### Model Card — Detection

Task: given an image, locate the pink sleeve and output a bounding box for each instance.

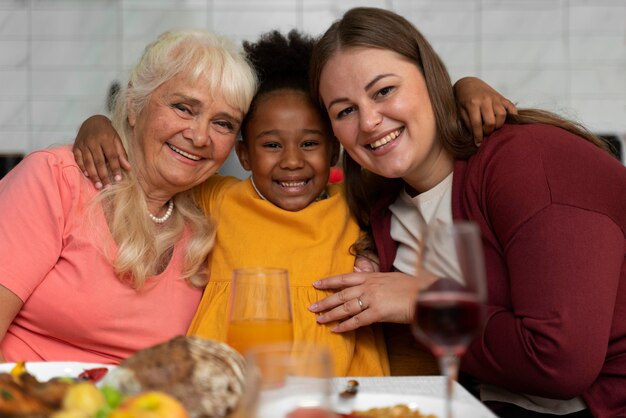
[0,150,72,301]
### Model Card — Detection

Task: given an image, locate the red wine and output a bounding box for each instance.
[413,292,483,356]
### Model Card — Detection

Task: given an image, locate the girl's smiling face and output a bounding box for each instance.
[237,89,337,211]
[319,47,453,193]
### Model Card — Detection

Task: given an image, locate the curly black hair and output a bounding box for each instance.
[240,29,329,143]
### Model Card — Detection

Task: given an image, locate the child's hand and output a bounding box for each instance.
[72,115,130,189]
[453,76,518,145]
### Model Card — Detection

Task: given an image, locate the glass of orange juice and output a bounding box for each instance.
[226,267,293,355]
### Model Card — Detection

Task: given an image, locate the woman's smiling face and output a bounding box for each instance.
[319,46,452,192]
[128,72,243,198]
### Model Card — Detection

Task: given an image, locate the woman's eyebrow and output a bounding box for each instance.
[168,93,201,105]
[365,73,394,91]
[327,73,396,110]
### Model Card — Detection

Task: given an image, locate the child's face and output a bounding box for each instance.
[237,90,336,212]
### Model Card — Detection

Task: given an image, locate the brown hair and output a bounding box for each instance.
[310,7,611,234]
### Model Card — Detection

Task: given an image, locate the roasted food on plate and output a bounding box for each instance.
[0,365,73,417]
[102,336,247,418]
[0,375,49,417]
[342,404,437,418]
[0,336,247,418]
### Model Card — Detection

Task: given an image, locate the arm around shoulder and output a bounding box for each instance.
[72,114,129,189]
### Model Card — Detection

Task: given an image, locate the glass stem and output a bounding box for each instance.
[438,353,459,418]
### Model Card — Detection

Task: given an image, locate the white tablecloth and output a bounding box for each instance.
[331,376,498,417]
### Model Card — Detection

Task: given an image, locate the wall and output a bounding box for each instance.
[1,0,624,173]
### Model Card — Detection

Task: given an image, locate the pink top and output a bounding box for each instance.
[0,146,202,364]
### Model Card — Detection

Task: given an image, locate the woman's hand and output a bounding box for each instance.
[308,272,419,333]
[72,115,130,189]
[453,76,518,145]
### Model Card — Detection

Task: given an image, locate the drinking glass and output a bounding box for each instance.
[226,267,294,355]
[411,221,487,418]
[244,342,334,418]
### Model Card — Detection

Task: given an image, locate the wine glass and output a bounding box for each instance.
[244,342,334,418]
[411,221,487,418]
[226,267,294,355]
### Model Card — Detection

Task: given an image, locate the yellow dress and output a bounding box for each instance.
[187,176,389,376]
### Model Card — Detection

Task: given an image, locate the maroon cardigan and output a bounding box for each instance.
[370,124,626,417]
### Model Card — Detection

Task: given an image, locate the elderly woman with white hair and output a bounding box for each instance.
[0,29,256,363]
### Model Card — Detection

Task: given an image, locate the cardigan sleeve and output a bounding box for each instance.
[460,124,626,399]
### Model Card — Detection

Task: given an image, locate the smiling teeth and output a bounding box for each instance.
[370,129,402,150]
[168,144,201,161]
[280,180,307,187]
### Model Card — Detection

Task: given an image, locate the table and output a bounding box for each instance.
[331,376,498,417]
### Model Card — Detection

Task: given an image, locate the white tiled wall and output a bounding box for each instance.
[1,0,625,170]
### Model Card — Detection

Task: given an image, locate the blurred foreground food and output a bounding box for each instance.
[0,336,247,418]
[0,364,187,418]
[343,404,437,418]
[102,336,247,418]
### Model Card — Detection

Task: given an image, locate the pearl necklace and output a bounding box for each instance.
[148,200,174,224]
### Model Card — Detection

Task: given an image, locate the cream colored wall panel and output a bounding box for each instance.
[123,0,207,7]
[329,0,387,11]
[0,41,28,66]
[569,35,626,65]
[30,70,121,98]
[482,7,563,39]
[570,3,626,35]
[0,70,27,97]
[0,9,28,39]
[0,0,624,152]
[123,10,209,41]
[481,68,570,110]
[121,39,150,70]
[212,10,298,42]
[31,10,118,39]
[31,0,111,9]
[0,0,27,8]
[0,101,27,127]
[29,131,76,150]
[300,0,336,9]
[31,40,118,68]
[31,99,105,128]
[428,39,477,71]
[569,98,626,133]
[482,39,567,66]
[0,131,28,153]
[395,1,476,38]
[300,10,336,36]
[570,67,626,98]
[213,0,298,7]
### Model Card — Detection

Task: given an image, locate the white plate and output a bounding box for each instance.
[0,361,114,381]
[333,392,497,417]
[257,392,496,418]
